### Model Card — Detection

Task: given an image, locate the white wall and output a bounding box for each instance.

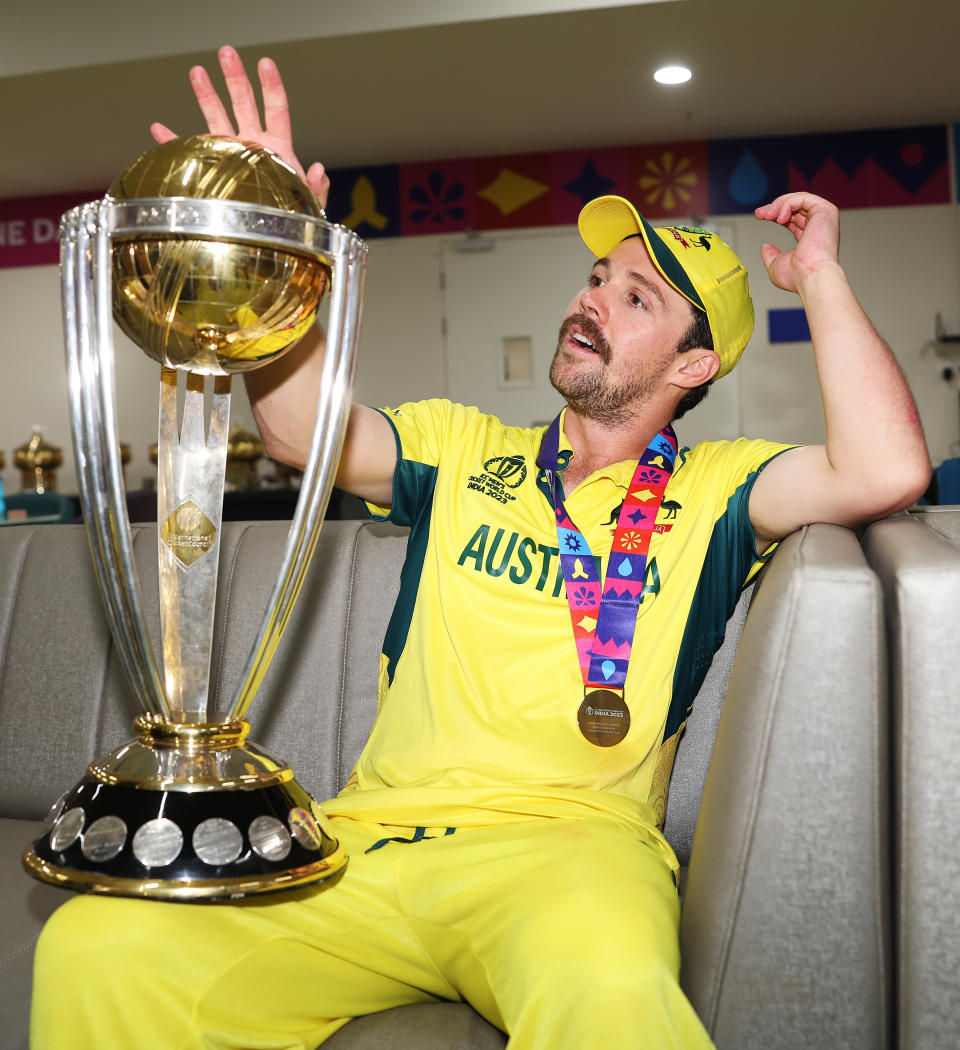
[2,202,959,500]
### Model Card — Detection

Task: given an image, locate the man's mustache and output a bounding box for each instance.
[558,313,611,364]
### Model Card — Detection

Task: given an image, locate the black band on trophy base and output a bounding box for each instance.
[578,688,631,747]
[23,728,347,900]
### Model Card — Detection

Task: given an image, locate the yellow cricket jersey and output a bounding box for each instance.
[324,400,793,870]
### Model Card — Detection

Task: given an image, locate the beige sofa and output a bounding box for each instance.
[0,519,890,1049]
[863,507,960,1050]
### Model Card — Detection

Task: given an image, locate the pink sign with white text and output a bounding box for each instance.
[0,192,99,269]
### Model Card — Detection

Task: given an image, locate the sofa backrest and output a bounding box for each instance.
[862,507,960,1050]
[0,519,754,869]
[682,521,891,1050]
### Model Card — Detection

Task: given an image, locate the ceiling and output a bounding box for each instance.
[4,0,960,202]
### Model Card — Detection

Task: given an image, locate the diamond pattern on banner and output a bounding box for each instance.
[475,154,551,229]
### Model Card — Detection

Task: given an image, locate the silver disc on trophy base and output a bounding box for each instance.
[193,818,244,867]
[22,136,366,900]
[49,808,85,853]
[81,816,128,864]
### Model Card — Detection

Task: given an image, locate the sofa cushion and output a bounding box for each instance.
[323,1002,505,1050]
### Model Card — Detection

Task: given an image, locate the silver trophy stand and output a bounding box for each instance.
[23,192,367,900]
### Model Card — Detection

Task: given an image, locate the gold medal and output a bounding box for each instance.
[577,689,630,747]
[538,415,675,754]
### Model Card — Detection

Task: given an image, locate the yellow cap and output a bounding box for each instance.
[577,196,754,379]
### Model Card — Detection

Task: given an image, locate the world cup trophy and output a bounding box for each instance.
[22,136,367,899]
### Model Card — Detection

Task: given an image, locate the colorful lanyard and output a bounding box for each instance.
[536,414,678,744]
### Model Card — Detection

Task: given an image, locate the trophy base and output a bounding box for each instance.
[22,717,348,901]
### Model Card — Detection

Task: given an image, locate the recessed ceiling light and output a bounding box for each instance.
[654,65,692,85]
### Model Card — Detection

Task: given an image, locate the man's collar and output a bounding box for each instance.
[558,407,655,488]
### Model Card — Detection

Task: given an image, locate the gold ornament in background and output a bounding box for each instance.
[0,450,5,470]
[108,135,330,376]
[226,427,264,491]
[119,442,131,485]
[15,431,62,493]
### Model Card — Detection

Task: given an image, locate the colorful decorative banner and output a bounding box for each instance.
[628,141,710,220]
[325,164,402,239]
[709,126,949,214]
[399,160,476,236]
[550,149,631,225]
[0,125,952,269]
[475,153,552,230]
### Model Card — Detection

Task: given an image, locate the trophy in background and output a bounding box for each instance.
[226,426,265,491]
[23,136,367,899]
[14,430,63,493]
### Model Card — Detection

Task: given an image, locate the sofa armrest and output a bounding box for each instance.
[680,524,890,1050]
[862,510,960,1050]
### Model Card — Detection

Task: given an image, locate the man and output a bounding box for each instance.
[31,46,930,1050]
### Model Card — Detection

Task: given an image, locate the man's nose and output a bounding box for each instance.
[580,284,608,322]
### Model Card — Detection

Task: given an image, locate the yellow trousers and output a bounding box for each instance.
[31,816,713,1050]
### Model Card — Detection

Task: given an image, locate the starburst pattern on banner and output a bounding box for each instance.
[638,151,699,212]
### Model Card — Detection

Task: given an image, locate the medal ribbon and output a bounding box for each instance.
[536,414,678,692]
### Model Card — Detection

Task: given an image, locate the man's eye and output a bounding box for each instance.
[628,293,646,309]
[588,273,604,287]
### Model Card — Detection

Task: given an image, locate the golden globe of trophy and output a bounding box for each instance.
[23,136,367,899]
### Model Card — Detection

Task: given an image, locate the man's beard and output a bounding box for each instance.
[549,313,668,427]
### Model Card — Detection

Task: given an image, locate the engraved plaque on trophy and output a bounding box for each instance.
[22,136,367,900]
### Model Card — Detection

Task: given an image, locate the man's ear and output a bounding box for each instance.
[672,348,721,388]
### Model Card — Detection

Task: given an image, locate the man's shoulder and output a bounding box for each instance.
[379,399,548,471]
[677,434,794,461]
[382,398,509,432]
[672,436,798,490]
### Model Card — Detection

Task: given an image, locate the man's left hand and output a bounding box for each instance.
[754,193,841,295]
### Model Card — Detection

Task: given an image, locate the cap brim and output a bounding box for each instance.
[577,196,705,313]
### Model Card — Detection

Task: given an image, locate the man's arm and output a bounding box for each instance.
[747,192,931,548]
[152,46,397,506]
[244,326,396,506]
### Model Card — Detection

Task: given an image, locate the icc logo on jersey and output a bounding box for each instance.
[483,455,527,488]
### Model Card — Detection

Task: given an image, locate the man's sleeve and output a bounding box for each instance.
[711,437,799,581]
[363,399,488,527]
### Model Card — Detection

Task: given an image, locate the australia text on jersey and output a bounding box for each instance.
[458,524,661,603]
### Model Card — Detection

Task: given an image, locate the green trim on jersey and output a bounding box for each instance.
[665,466,763,742]
[665,445,794,742]
[369,408,438,687]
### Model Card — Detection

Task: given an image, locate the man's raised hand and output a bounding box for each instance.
[754,192,842,296]
[149,45,329,207]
